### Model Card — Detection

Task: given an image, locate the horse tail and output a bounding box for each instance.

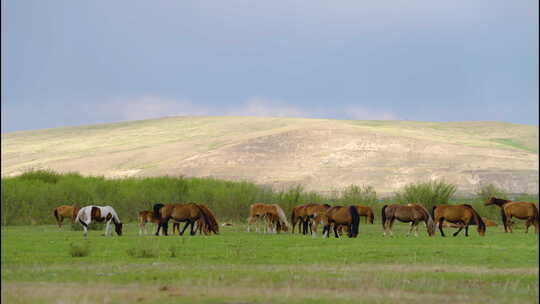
[532,204,539,224]
[53,208,60,225]
[153,203,165,219]
[196,204,219,234]
[273,204,290,228]
[349,205,360,237]
[291,208,297,226]
[381,205,388,229]
[368,208,374,224]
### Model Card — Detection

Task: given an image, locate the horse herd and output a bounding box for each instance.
[52,197,539,238]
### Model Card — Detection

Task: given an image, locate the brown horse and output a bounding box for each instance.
[485,197,539,234]
[305,204,332,237]
[53,205,79,228]
[321,206,360,238]
[432,204,485,237]
[247,203,289,233]
[138,210,160,235]
[153,203,219,236]
[355,205,375,224]
[440,217,497,228]
[291,203,317,234]
[382,204,435,237]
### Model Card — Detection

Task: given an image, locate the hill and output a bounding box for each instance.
[1,116,538,195]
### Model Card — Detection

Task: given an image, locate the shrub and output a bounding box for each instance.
[69,242,90,257]
[394,181,457,211]
[127,239,160,258]
[476,184,508,203]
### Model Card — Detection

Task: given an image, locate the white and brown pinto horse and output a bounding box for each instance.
[75,205,123,237]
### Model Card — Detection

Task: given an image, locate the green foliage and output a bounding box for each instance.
[476,183,508,203]
[341,185,378,205]
[69,241,90,257]
[394,181,457,211]
[19,169,62,184]
[127,239,160,258]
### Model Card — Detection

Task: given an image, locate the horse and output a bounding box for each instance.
[53,205,79,228]
[381,204,435,237]
[247,203,290,233]
[153,203,219,236]
[440,217,497,228]
[485,197,539,234]
[321,206,360,238]
[138,210,162,235]
[432,204,485,237]
[355,205,375,224]
[75,205,123,237]
[305,204,331,237]
[291,203,317,234]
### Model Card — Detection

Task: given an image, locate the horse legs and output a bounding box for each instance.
[388,218,395,237]
[438,217,445,237]
[179,221,190,236]
[407,221,415,236]
[507,216,513,233]
[453,226,463,237]
[333,224,340,238]
[189,220,196,236]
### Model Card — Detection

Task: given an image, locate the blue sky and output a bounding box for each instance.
[2,1,538,133]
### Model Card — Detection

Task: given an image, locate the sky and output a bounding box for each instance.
[2,1,538,133]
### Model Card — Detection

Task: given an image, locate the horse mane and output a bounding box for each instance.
[272,204,290,228]
[492,197,510,205]
[323,204,331,208]
[195,204,219,235]
[153,203,165,219]
[414,204,432,220]
[463,204,485,232]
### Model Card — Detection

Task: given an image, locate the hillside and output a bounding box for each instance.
[1,116,538,195]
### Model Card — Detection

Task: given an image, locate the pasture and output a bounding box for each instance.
[2,222,538,304]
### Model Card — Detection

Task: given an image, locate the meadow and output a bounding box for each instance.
[2,222,538,304]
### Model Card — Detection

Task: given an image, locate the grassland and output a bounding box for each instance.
[2,117,538,194]
[2,222,538,304]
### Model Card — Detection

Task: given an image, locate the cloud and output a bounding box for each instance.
[343,105,398,120]
[1,95,400,133]
[228,97,308,118]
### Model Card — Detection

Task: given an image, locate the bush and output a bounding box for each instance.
[127,240,160,258]
[394,181,457,211]
[69,242,90,257]
[476,184,508,203]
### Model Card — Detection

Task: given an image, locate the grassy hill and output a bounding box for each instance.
[1,116,538,195]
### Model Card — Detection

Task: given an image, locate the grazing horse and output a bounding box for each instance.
[53,205,79,228]
[247,203,290,233]
[321,206,360,238]
[154,203,219,236]
[306,204,332,237]
[485,197,539,234]
[432,204,485,237]
[138,210,161,235]
[440,217,497,228]
[291,203,317,234]
[75,205,123,237]
[381,204,435,237]
[355,205,375,224]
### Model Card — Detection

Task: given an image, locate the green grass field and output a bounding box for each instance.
[2,222,538,304]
